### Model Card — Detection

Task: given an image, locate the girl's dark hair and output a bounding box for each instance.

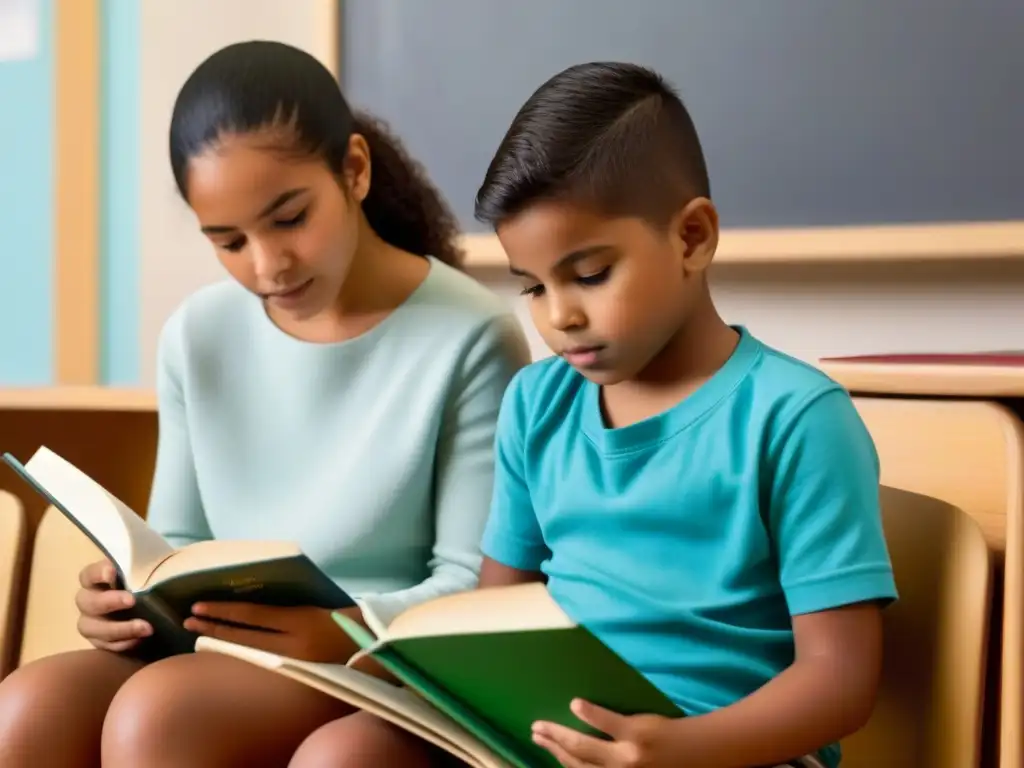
[169,40,464,268]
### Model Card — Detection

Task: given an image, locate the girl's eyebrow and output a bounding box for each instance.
[201,188,309,234]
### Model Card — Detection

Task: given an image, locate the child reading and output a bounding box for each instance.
[0,41,529,767]
[294,61,898,768]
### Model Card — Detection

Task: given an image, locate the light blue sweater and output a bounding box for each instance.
[145,257,530,625]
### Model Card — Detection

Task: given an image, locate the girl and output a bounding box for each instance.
[0,40,529,767]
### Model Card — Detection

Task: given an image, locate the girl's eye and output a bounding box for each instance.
[223,237,246,253]
[577,266,611,286]
[520,284,545,298]
[275,209,308,229]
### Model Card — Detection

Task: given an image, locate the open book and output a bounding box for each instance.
[2,446,354,658]
[197,582,682,768]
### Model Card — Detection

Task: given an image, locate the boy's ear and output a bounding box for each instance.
[671,197,719,274]
[343,133,372,203]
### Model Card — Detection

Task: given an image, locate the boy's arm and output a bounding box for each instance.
[480,556,546,587]
[478,369,550,588]
[535,388,895,768]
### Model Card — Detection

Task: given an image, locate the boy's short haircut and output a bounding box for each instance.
[474,61,711,229]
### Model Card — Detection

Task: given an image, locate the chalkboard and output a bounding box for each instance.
[341,0,1023,232]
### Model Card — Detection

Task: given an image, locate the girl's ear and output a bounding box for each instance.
[342,133,372,203]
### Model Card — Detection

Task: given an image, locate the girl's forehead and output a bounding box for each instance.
[186,137,322,222]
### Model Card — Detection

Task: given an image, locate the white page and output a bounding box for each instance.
[24,447,174,587]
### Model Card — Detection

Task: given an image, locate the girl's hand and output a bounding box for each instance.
[75,559,153,652]
[184,602,362,663]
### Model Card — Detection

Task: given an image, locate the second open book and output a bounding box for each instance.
[197,582,683,768]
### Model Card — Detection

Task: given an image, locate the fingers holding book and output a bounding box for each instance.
[75,559,154,653]
[184,602,360,664]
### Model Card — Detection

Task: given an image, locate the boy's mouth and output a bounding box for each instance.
[561,345,605,368]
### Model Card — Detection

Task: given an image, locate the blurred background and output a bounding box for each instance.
[1,0,1022,388]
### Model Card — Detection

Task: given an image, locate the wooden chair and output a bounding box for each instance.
[842,486,991,768]
[0,491,27,677]
[17,505,99,666]
[852,397,1024,768]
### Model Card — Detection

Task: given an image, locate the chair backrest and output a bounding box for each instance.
[0,491,27,677]
[842,485,990,768]
[18,505,101,666]
[852,397,1024,768]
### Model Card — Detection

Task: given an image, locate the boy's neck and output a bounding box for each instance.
[602,298,739,428]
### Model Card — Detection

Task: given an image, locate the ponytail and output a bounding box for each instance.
[354,112,465,269]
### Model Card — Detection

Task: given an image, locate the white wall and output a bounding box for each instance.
[469,259,1024,364]
[138,0,336,385]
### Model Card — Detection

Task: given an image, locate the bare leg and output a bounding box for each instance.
[101,651,356,768]
[0,649,143,768]
[289,711,452,768]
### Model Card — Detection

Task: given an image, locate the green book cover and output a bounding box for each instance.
[334,584,683,768]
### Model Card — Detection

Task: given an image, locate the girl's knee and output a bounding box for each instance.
[101,654,199,763]
[0,649,138,763]
[290,712,437,768]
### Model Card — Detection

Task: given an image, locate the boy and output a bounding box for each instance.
[474,62,897,768]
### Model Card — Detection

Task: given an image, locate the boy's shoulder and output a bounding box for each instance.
[747,334,847,408]
[502,355,585,427]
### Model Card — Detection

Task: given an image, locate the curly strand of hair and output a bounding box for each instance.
[352,112,465,269]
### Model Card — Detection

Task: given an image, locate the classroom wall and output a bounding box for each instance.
[346,0,1024,363]
[135,0,337,385]
[0,0,53,385]
[0,2,1021,386]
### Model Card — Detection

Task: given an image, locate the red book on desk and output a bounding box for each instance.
[818,351,1024,397]
[822,352,1024,367]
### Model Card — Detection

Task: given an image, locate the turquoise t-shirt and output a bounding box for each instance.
[481,327,897,768]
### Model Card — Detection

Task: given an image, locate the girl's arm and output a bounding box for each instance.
[145,312,213,548]
[357,315,531,626]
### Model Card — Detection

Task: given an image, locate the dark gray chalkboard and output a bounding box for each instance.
[340,1,1023,232]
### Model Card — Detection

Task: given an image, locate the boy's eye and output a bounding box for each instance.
[275,209,308,229]
[576,266,611,286]
[519,284,545,298]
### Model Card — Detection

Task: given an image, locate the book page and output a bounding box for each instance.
[146,539,301,587]
[195,638,508,768]
[20,447,174,588]
[382,583,575,645]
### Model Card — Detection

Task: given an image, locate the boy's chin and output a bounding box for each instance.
[566,361,630,386]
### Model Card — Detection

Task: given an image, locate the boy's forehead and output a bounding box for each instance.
[497,200,627,271]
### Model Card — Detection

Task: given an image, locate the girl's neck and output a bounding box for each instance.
[275,216,430,344]
[334,217,429,318]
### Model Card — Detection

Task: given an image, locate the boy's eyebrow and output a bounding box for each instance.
[200,188,308,234]
[509,245,615,278]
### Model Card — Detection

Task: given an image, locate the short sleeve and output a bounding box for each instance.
[767,388,898,616]
[480,369,550,571]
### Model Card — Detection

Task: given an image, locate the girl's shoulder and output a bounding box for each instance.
[409,257,516,326]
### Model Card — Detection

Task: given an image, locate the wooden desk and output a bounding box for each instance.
[0,388,158,532]
[819,359,1024,768]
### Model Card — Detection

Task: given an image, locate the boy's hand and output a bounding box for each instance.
[533,699,679,768]
[184,602,361,663]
